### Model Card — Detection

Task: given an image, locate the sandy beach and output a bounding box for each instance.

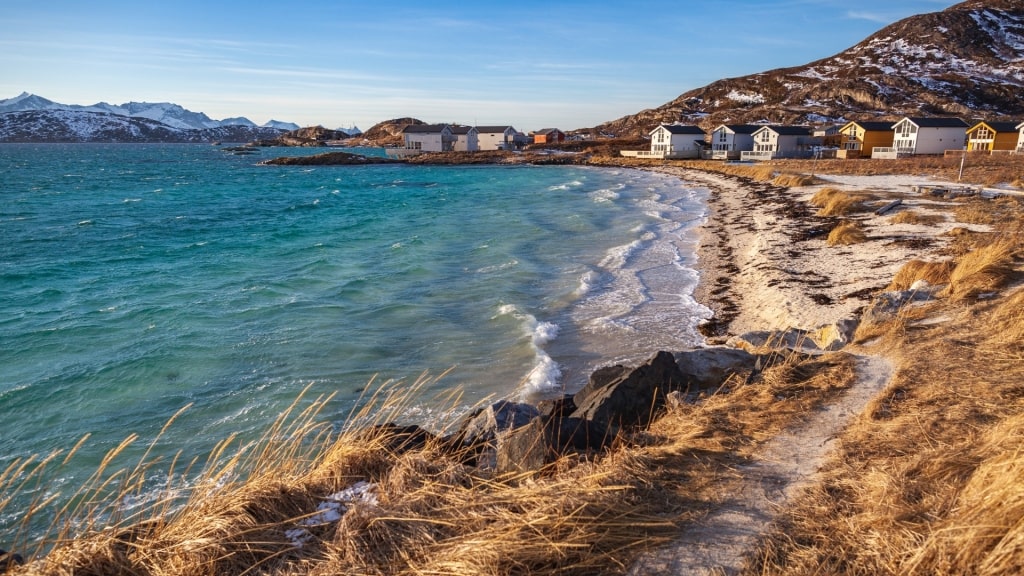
[648,167,987,342]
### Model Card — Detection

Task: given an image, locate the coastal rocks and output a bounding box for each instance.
[728,315,860,353]
[442,348,773,476]
[496,416,609,475]
[673,348,762,391]
[457,401,541,446]
[0,549,24,570]
[570,351,686,430]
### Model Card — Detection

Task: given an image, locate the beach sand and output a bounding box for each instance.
[648,168,985,341]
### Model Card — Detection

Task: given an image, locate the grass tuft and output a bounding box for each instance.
[889,210,946,226]
[827,220,867,246]
[772,173,819,187]
[940,239,1016,300]
[887,259,953,291]
[812,189,862,216]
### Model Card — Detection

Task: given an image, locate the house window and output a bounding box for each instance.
[718,131,727,142]
[976,127,992,140]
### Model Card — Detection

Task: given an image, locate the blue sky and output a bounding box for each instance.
[1,0,958,132]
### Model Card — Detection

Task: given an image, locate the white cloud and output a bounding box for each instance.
[846,10,893,24]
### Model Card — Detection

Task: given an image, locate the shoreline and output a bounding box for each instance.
[637,165,982,345]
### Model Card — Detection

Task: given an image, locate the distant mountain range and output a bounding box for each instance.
[0,93,301,143]
[591,0,1024,137]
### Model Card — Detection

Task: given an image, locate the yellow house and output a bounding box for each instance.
[836,121,894,159]
[966,121,1020,152]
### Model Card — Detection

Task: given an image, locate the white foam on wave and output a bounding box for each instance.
[495,304,562,397]
[476,259,518,274]
[548,179,583,191]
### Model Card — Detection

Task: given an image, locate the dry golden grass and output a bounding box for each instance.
[772,173,819,187]
[940,239,1016,300]
[1,349,860,576]
[814,191,862,217]
[889,210,946,226]
[887,259,953,291]
[827,220,867,246]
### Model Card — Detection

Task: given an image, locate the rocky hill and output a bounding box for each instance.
[360,118,425,147]
[591,0,1024,137]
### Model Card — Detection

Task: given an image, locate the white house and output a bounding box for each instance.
[709,124,760,159]
[619,124,705,159]
[1017,121,1024,153]
[402,124,455,152]
[650,124,705,158]
[451,126,479,152]
[743,125,818,160]
[885,117,968,156]
[476,126,527,151]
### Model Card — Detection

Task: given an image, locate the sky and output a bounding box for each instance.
[0,0,960,132]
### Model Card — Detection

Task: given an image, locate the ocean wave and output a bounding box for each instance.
[495,305,562,397]
[547,180,583,191]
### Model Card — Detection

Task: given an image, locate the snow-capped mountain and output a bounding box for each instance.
[0,93,299,142]
[262,119,302,131]
[593,0,1024,136]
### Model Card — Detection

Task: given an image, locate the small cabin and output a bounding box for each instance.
[836,121,894,159]
[450,126,479,152]
[884,117,968,157]
[708,124,760,160]
[476,126,527,151]
[744,125,819,160]
[533,128,565,145]
[966,121,1020,152]
[401,124,455,152]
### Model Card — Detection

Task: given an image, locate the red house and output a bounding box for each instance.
[533,128,565,145]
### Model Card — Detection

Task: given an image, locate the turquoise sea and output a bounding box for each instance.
[0,144,709,536]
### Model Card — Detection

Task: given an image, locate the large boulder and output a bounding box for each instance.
[456,401,541,446]
[495,415,610,475]
[570,351,685,430]
[673,347,760,390]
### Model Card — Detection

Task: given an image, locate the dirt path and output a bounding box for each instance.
[628,354,893,575]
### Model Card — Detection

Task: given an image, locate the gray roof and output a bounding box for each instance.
[536,128,563,135]
[971,121,1020,132]
[755,125,812,136]
[450,126,477,135]
[402,124,450,134]
[476,125,514,133]
[903,117,969,128]
[656,124,705,135]
[718,124,762,134]
[846,121,895,131]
